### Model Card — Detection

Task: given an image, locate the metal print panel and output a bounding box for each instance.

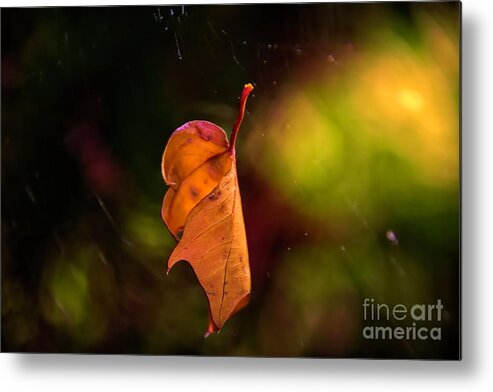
[1,2,461,359]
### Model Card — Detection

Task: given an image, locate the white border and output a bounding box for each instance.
[2,0,493,391]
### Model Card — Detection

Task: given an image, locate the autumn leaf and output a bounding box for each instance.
[161,84,253,336]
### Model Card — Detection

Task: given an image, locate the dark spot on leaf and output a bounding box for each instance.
[189,186,198,198]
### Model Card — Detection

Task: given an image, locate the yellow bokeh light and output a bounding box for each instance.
[397,89,424,112]
[245,10,459,218]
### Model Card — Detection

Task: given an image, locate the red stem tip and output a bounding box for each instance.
[229,83,254,154]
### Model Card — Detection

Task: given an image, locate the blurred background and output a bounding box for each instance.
[1,3,459,358]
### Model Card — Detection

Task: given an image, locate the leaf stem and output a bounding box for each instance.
[229,83,254,155]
